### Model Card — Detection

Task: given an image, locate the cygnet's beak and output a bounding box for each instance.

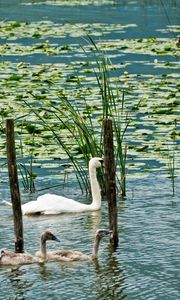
[0,250,5,259]
[52,235,60,242]
[104,229,112,236]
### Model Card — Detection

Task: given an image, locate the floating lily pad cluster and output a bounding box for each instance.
[22,0,117,6]
[0,17,179,185]
[0,20,138,40]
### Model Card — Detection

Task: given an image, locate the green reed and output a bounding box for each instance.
[167,148,175,196]
[22,96,103,194]
[84,36,132,196]
[18,123,38,193]
[21,37,134,196]
[167,121,177,196]
[19,162,36,193]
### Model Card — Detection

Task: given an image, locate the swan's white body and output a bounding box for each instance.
[19,157,103,215]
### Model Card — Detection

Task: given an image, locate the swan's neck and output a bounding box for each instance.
[92,235,101,259]
[40,237,47,259]
[89,166,101,208]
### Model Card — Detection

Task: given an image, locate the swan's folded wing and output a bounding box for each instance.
[36,194,90,214]
[49,250,89,261]
[22,193,92,215]
[22,200,46,215]
[0,250,39,265]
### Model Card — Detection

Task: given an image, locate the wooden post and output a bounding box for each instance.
[103,118,118,249]
[6,119,24,253]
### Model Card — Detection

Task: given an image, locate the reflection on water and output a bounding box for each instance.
[2,267,33,300]
[94,255,126,300]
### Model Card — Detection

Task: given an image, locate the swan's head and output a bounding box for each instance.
[95,229,112,239]
[41,230,60,243]
[89,157,104,169]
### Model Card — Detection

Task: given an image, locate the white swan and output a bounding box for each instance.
[0,231,60,266]
[4,157,103,215]
[36,229,111,261]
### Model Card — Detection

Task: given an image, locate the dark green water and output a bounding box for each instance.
[0,1,180,299]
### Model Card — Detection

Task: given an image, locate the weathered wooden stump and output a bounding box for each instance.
[6,119,24,253]
[103,118,119,249]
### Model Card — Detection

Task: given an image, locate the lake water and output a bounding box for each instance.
[0,1,180,300]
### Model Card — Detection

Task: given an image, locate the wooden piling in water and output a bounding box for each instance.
[6,119,24,253]
[103,118,119,249]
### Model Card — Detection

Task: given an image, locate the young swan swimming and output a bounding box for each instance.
[4,157,104,215]
[0,249,40,266]
[0,231,59,266]
[36,229,111,262]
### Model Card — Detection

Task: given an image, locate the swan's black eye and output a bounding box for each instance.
[99,159,104,166]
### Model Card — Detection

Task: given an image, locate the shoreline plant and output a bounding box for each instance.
[2,36,177,200]
[82,36,134,196]
[20,36,134,197]
[167,120,177,196]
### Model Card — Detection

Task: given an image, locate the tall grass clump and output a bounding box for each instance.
[19,162,36,193]
[22,37,135,196]
[167,147,175,196]
[22,96,103,194]
[167,121,177,196]
[85,36,132,196]
[18,123,38,193]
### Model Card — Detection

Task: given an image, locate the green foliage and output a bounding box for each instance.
[167,121,177,196]
[20,37,134,196]
[0,19,179,196]
[82,36,135,196]
[19,163,36,193]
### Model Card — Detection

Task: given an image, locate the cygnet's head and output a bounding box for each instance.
[96,229,112,239]
[89,157,104,169]
[0,250,6,262]
[41,230,60,243]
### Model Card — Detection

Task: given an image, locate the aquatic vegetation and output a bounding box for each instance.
[19,163,36,193]
[0,16,179,194]
[165,121,177,196]
[0,20,137,40]
[0,2,179,300]
[167,147,176,196]
[82,37,133,196]
[22,0,116,6]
